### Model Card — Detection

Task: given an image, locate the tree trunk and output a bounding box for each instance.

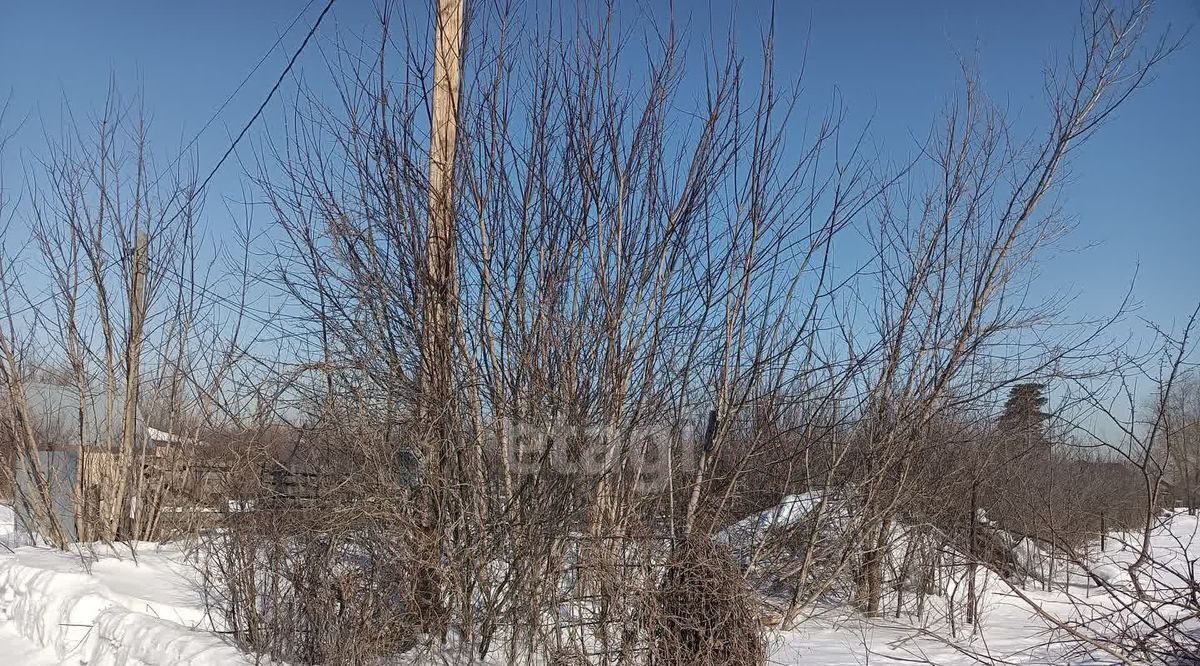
[859,516,889,617]
[966,480,978,626]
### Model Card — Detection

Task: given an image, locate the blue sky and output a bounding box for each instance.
[1,0,1197,342]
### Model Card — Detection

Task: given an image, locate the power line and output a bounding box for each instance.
[196,0,337,197]
[157,0,318,184]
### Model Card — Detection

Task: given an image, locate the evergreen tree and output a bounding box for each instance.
[999,383,1051,456]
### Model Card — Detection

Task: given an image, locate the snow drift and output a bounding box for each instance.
[0,505,251,666]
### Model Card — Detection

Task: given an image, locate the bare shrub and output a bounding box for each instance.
[650,538,765,666]
[203,506,423,665]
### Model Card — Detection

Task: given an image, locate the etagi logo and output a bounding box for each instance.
[491,414,712,493]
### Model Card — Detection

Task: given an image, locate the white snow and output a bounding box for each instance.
[0,504,253,666]
[3,499,1200,665]
[717,491,830,546]
[0,623,57,665]
[767,510,1200,664]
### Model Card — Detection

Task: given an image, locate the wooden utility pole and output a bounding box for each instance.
[114,231,149,539]
[416,0,465,636]
[124,232,150,448]
[422,0,464,447]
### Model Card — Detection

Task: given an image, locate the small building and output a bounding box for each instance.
[11,382,195,543]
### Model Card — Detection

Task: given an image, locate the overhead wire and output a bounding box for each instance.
[195,0,338,197]
[155,0,319,187]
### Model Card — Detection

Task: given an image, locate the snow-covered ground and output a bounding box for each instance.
[771,588,1080,664]
[0,505,251,665]
[772,510,1200,664]
[2,502,1197,665]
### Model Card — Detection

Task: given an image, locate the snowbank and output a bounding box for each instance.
[0,534,253,665]
[717,491,828,546]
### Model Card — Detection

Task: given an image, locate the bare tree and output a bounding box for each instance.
[0,88,223,544]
